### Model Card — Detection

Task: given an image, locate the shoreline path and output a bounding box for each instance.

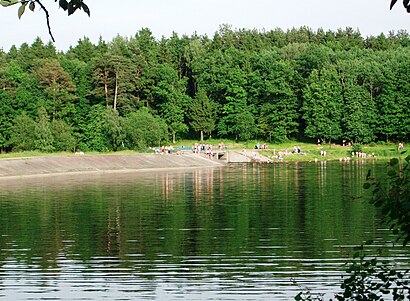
[0,153,225,179]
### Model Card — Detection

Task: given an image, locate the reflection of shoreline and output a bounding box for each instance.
[161,168,217,204]
[0,166,225,192]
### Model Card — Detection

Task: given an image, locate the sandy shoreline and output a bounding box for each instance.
[0,153,225,179]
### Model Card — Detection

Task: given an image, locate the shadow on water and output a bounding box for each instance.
[0,161,408,300]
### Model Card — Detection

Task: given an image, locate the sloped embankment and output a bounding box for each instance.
[0,153,224,178]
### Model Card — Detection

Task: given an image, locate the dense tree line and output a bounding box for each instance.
[0,26,409,152]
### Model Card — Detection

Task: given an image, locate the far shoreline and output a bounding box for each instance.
[0,142,406,178]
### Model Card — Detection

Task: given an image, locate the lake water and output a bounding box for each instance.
[0,160,408,300]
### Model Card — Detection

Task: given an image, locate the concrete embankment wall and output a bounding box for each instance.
[0,153,224,178]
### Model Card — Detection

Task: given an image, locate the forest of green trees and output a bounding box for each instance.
[0,26,409,153]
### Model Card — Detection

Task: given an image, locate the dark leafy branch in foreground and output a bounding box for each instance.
[0,0,90,41]
[295,156,410,300]
[365,156,410,247]
[390,0,410,13]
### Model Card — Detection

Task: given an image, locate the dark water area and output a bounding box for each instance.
[0,161,408,300]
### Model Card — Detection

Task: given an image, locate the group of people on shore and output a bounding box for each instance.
[193,143,215,158]
[153,145,175,154]
[293,146,302,154]
[398,142,404,150]
[351,151,375,159]
[255,142,268,149]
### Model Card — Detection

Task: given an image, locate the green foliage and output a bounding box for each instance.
[0,0,18,7]
[339,62,377,143]
[51,119,76,151]
[351,143,363,153]
[83,105,110,152]
[249,51,299,141]
[1,27,410,152]
[0,90,14,151]
[334,246,409,301]
[35,58,76,119]
[10,111,36,151]
[34,107,54,152]
[302,67,343,143]
[189,88,217,141]
[104,108,125,151]
[365,156,410,246]
[154,63,189,143]
[125,107,167,149]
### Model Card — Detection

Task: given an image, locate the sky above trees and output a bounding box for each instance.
[0,0,408,51]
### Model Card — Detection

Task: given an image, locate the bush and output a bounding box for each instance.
[125,108,167,149]
[51,119,76,152]
[351,143,363,153]
[10,112,36,151]
[34,107,54,152]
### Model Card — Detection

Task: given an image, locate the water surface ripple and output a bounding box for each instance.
[0,161,408,300]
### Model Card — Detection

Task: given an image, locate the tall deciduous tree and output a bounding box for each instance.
[35,58,76,119]
[337,57,378,143]
[376,50,410,141]
[249,50,299,141]
[302,67,343,144]
[189,88,217,142]
[154,63,189,143]
[216,53,256,141]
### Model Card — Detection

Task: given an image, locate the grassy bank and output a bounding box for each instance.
[262,143,407,162]
[174,140,408,162]
[0,150,142,159]
[0,141,407,162]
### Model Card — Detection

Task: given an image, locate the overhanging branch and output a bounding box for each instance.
[34,0,55,42]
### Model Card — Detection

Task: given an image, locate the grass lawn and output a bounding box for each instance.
[175,139,408,162]
[0,140,407,162]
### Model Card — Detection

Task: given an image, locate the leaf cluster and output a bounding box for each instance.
[0,0,89,41]
[364,155,410,246]
[390,0,410,13]
[57,0,89,16]
[334,247,409,301]
[0,0,89,18]
[295,157,410,301]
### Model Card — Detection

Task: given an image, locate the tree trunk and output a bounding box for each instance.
[104,83,109,109]
[172,132,176,144]
[200,130,204,142]
[52,88,57,121]
[113,72,118,111]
